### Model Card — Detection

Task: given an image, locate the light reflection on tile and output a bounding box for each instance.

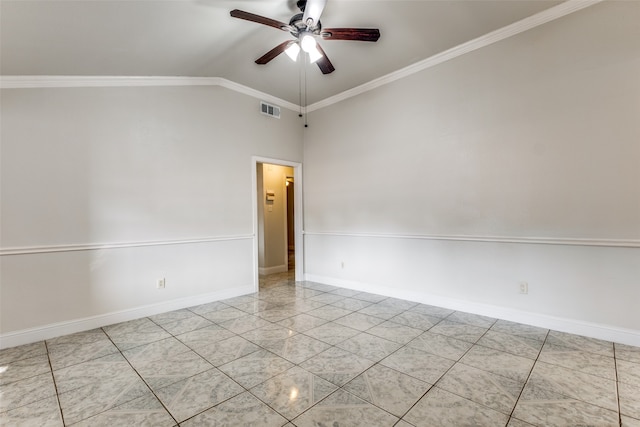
[249,366,337,420]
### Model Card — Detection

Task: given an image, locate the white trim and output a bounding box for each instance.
[0,235,254,256]
[0,0,601,114]
[306,0,604,112]
[303,231,640,249]
[0,76,300,112]
[0,284,255,349]
[259,264,288,275]
[304,274,640,347]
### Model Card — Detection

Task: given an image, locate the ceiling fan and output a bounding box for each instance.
[230,0,380,74]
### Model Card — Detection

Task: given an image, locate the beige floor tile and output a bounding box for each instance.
[404,387,509,427]
[292,389,398,427]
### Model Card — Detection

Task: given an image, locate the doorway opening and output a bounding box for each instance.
[252,157,303,291]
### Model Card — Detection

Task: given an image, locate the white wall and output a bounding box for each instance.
[0,85,302,346]
[303,1,640,345]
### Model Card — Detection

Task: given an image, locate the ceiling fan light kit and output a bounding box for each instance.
[230,0,380,74]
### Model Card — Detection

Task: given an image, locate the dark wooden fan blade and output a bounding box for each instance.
[321,28,380,42]
[314,43,335,74]
[255,41,295,65]
[230,9,289,31]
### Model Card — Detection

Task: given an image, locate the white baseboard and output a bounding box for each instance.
[0,284,255,349]
[304,274,640,347]
[259,264,288,275]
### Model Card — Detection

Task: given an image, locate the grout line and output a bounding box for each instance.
[613,344,622,427]
[43,340,67,426]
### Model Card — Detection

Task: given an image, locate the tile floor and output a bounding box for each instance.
[1,272,639,426]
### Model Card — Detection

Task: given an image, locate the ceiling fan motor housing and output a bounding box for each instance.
[289,13,322,36]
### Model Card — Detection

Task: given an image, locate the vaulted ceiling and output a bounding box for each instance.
[1,0,565,105]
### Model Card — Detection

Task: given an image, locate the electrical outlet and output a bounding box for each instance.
[519,282,528,294]
[157,278,166,289]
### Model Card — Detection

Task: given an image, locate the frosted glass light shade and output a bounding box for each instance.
[308,45,323,63]
[285,42,300,61]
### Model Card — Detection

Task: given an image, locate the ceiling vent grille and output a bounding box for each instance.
[260,101,281,119]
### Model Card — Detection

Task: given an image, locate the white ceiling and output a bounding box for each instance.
[1,0,563,105]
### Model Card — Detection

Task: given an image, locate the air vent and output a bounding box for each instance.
[260,101,281,119]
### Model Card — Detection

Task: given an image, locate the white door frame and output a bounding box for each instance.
[251,156,304,291]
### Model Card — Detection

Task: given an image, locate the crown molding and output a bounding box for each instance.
[0,0,602,113]
[0,75,218,89]
[306,0,604,112]
[0,75,300,112]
